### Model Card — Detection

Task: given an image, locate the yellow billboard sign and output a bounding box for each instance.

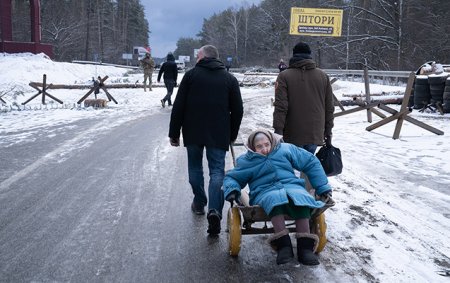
[290,7,343,37]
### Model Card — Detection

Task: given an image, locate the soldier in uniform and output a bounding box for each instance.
[140,53,155,91]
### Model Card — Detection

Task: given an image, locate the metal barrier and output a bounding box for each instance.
[233,68,411,80]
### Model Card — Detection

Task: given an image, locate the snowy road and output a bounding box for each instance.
[1,89,449,282]
[0,107,344,282]
[1,112,176,281]
[1,52,449,281]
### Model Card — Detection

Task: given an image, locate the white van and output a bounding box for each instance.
[175,60,185,71]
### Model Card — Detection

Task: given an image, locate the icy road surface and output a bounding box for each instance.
[1,82,449,282]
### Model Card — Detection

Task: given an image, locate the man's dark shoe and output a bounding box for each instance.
[207,211,221,235]
[191,202,205,215]
[161,99,165,108]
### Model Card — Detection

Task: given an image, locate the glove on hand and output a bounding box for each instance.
[319,191,332,202]
[170,137,180,147]
[325,135,332,147]
[226,191,238,204]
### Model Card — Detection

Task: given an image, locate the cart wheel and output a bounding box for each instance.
[311,213,327,253]
[227,207,242,256]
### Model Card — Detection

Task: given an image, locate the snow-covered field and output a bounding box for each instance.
[1,53,449,282]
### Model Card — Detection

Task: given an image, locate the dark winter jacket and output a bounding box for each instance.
[278,62,287,72]
[273,55,334,146]
[169,58,244,150]
[157,53,178,83]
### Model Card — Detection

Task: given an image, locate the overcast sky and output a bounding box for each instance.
[141,0,263,58]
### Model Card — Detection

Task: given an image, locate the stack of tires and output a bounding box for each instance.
[413,75,430,109]
[444,77,450,113]
[428,74,448,106]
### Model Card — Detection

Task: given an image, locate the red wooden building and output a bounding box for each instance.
[0,0,53,57]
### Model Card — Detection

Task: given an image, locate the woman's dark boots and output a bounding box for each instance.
[296,233,320,265]
[269,229,294,265]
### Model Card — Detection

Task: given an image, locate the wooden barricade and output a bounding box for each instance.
[23,74,64,105]
[77,76,118,105]
[333,67,380,120]
[365,72,444,139]
[27,74,165,107]
[332,69,444,139]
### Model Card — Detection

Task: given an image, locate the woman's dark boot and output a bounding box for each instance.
[296,233,320,265]
[269,229,294,265]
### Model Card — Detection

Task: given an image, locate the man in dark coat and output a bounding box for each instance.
[157,52,178,107]
[273,42,335,154]
[169,45,243,235]
[278,59,287,72]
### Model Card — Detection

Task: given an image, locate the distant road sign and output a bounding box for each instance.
[122,53,132,60]
[194,49,200,58]
[178,55,190,62]
[290,7,343,37]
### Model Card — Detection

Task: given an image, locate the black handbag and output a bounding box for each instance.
[315,144,343,176]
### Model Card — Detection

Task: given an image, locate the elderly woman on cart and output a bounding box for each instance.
[223,129,332,265]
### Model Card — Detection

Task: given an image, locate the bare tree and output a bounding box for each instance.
[174,37,202,66]
[39,0,148,63]
[224,7,241,65]
[34,0,448,68]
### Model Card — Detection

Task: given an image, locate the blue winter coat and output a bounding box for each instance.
[223,142,331,215]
